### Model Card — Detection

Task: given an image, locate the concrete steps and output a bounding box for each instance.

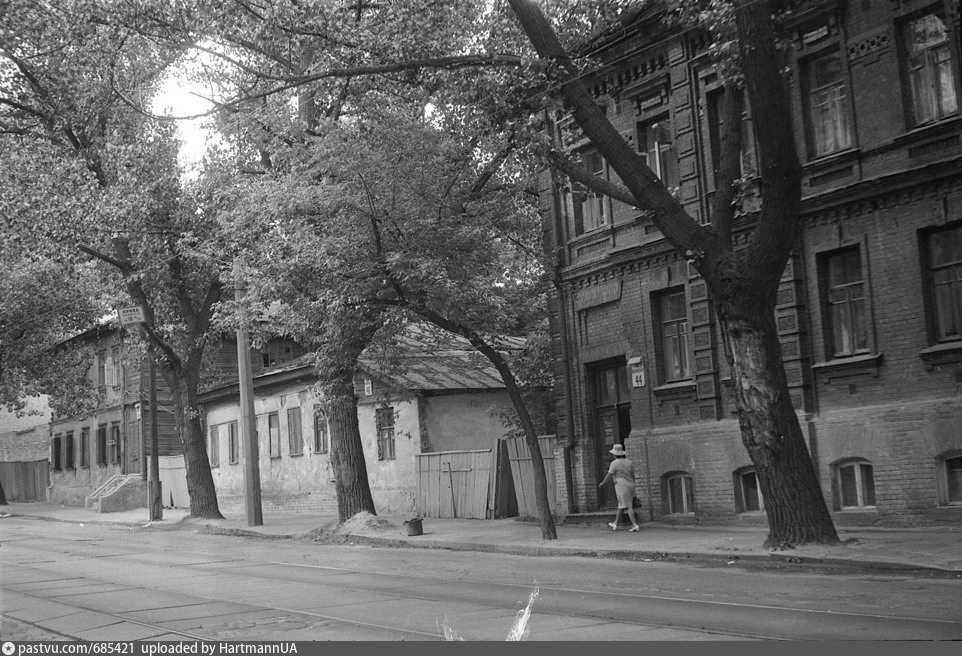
[85,474,146,513]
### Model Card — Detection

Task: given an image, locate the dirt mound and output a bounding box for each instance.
[338,511,398,536]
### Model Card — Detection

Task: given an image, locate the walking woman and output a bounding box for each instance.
[599,444,641,532]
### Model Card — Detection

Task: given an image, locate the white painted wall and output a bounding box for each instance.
[205,383,338,515]
[421,391,513,452]
[357,395,421,516]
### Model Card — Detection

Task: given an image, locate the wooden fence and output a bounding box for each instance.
[504,435,556,519]
[0,459,49,502]
[416,449,492,519]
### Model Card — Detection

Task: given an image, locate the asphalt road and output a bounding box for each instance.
[2,517,961,641]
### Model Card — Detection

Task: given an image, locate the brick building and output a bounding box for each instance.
[544,0,962,525]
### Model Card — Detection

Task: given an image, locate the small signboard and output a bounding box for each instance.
[118,306,146,325]
[364,378,373,396]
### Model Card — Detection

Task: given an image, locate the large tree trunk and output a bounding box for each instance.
[472,341,557,540]
[315,310,380,523]
[718,292,838,547]
[325,367,377,522]
[167,374,223,519]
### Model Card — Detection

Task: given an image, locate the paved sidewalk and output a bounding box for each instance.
[2,501,960,574]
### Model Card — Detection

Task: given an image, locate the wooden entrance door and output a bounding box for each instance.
[589,360,631,509]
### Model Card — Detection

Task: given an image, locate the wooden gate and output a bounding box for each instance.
[416,450,492,519]
[0,459,49,502]
[504,435,557,519]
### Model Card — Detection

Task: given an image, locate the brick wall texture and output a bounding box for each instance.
[545,1,962,526]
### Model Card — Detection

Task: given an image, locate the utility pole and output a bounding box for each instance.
[235,262,263,526]
[148,357,163,521]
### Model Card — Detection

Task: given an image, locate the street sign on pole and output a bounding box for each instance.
[118,306,146,325]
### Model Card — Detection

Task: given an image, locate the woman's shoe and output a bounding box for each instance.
[608,522,618,530]
[629,526,640,532]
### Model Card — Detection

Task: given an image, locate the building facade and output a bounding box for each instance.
[44,323,299,507]
[545,0,962,525]
[199,333,517,517]
[46,323,179,505]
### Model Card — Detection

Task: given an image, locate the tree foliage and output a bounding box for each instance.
[1,0,225,518]
[0,257,101,417]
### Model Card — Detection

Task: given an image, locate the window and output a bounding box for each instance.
[96,425,107,465]
[905,13,958,125]
[835,459,876,509]
[735,467,764,512]
[376,406,395,461]
[110,346,121,388]
[97,351,107,389]
[939,454,962,505]
[109,424,121,464]
[926,225,962,341]
[267,412,281,458]
[228,421,239,465]
[806,51,852,157]
[261,339,303,368]
[707,88,757,181]
[657,289,691,382]
[313,407,329,454]
[288,407,303,456]
[822,248,869,356]
[662,472,695,514]
[567,149,608,235]
[52,436,62,471]
[64,432,74,470]
[637,116,679,189]
[79,428,89,468]
[208,425,219,468]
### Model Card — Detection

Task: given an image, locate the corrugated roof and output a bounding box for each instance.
[359,350,508,391]
[358,324,525,392]
[201,323,524,395]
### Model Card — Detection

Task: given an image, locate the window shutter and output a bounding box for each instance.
[105,357,115,387]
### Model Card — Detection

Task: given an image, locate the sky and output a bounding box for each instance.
[152,63,220,175]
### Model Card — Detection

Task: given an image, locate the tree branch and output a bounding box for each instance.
[546,149,638,208]
[78,244,130,273]
[734,0,802,284]
[107,53,524,121]
[710,85,744,246]
[507,0,717,267]
[165,238,200,336]
[109,238,183,371]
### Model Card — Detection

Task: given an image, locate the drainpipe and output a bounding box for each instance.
[545,110,579,514]
[557,281,578,514]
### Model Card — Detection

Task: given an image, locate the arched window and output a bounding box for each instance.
[833,458,876,509]
[936,451,962,506]
[733,467,763,513]
[661,471,695,515]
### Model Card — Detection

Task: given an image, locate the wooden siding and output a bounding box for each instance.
[505,435,557,519]
[416,449,492,519]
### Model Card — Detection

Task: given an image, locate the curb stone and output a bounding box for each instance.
[5,511,958,577]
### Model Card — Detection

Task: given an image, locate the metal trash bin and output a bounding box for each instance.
[403,517,423,536]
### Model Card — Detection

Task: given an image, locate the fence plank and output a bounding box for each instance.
[416,449,492,519]
[505,436,556,519]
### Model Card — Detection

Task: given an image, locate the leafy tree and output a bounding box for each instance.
[0,1,225,518]
[187,0,841,543]
[113,0,555,531]
[506,0,838,546]
[0,257,100,418]
[216,103,559,535]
